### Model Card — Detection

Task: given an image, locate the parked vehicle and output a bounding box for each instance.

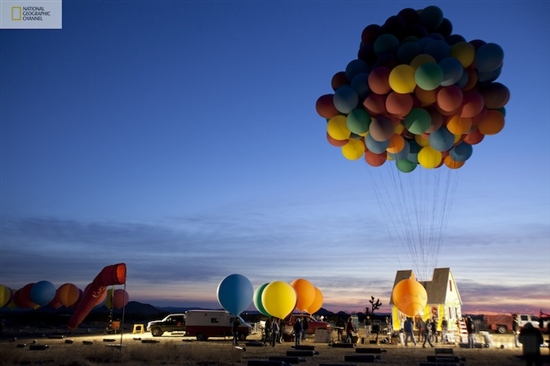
[184,310,252,341]
[482,313,549,334]
[146,313,186,337]
[284,314,331,336]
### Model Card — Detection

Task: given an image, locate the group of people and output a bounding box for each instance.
[261,316,309,347]
[402,316,442,347]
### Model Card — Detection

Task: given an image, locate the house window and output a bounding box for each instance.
[449,280,453,291]
[448,307,452,319]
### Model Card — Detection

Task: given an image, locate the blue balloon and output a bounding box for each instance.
[30,280,56,306]
[333,85,359,114]
[429,126,455,152]
[345,59,370,82]
[365,133,389,154]
[475,43,504,73]
[450,142,473,162]
[217,274,253,316]
[406,140,421,164]
[439,57,464,86]
[388,139,411,161]
[350,73,370,101]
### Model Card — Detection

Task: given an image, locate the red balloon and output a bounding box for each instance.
[365,150,387,167]
[460,90,485,118]
[363,93,387,116]
[316,94,339,119]
[331,71,349,91]
[386,92,414,117]
[481,82,510,109]
[113,289,129,309]
[437,85,463,113]
[13,283,38,309]
[326,132,348,147]
[463,129,485,145]
[368,66,392,95]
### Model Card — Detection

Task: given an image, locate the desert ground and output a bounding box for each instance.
[1,325,549,366]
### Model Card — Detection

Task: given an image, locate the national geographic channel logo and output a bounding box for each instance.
[1,0,62,29]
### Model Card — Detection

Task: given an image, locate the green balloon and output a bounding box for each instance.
[415,62,444,91]
[403,108,432,135]
[396,159,417,173]
[346,109,371,134]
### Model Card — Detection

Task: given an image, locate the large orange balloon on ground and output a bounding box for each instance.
[56,283,80,308]
[305,287,324,314]
[291,279,315,312]
[392,278,427,317]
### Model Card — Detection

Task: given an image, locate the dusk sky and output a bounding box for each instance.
[1,1,549,315]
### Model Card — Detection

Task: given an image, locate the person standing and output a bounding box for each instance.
[441,317,448,343]
[232,316,240,346]
[518,322,543,366]
[404,317,417,346]
[302,317,308,341]
[365,316,372,339]
[293,318,302,347]
[271,318,280,347]
[345,317,356,343]
[422,317,434,348]
[263,318,272,345]
[513,316,520,348]
[466,316,476,348]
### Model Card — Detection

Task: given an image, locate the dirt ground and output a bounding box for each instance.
[1,326,549,366]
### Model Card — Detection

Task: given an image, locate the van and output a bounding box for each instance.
[184,310,252,341]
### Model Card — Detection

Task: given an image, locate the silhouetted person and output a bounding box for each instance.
[513,316,520,348]
[345,317,356,343]
[518,322,543,366]
[422,317,434,348]
[404,317,416,346]
[270,317,279,347]
[232,316,240,346]
[293,318,302,347]
[302,317,308,341]
[466,316,476,348]
[365,316,372,338]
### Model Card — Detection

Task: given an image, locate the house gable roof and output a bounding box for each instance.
[389,268,462,306]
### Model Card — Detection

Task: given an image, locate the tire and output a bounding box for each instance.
[151,327,164,337]
[196,333,207,341]
[496,325,506,334]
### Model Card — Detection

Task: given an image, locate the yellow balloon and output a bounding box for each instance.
[392,278,428,317]
[418,146,442,169]
[450,41,475,68]
[389,64,417,94]
[0,285,11,308]
[327,115,350,140]
[393,123,405,135]
[341,139,365,160]
[261,281,296,319]
[414,134,430,147]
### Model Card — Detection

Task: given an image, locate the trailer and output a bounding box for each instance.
[184,310,252,341]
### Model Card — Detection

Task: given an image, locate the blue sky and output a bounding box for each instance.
[1,1,549,315]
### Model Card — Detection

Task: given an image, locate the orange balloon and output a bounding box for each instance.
[444,155,465,169]
[414,86,438,106]
[477,109,505,135]
[446,115,472,135]
[56,283,80,308]
[392,278,427,317]
[368,66,392,95]
[305,287,323,314]
[387,134,405,154]
[461,67,478,91]
[291,279,316,312]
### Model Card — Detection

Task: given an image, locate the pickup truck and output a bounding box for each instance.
[146,314,186,337]
[482,313,549,334]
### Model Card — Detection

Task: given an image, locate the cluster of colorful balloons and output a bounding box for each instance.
[316,5,509,172]
[216,275,323,319]
[0,282,129,310]
[391,276,427,317]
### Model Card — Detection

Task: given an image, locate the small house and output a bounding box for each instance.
[390,267,462,334]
